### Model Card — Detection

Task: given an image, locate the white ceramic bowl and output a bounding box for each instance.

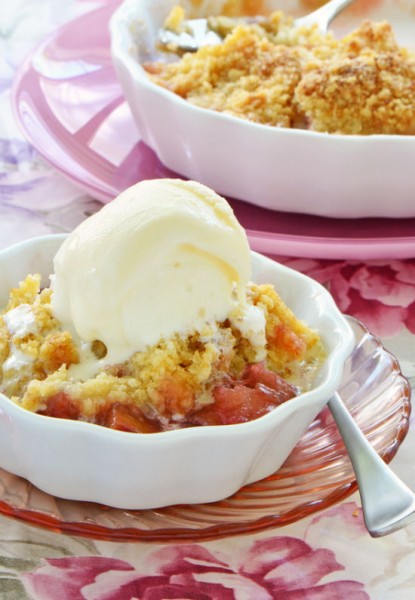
[110,0,415,218]
[0,234,354,509]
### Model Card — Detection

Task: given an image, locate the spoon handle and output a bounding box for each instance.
[296,0,355,31]
[328,391,415,537]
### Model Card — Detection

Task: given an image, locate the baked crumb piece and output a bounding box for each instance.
[253,283,322,385]
[164,4,186,32]
[296,51,415,134]
[0,275,70,397]
[39,331,79,374]
[147,11,415,135]
[340,20,399,56]
[5,273,41,310]
[296,21,415,134]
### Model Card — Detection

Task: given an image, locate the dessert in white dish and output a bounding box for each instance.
[110,0,415,218]
[0,180,354,508]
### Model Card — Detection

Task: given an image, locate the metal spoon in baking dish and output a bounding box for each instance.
[158,0,355,52]
[328,391,415,537]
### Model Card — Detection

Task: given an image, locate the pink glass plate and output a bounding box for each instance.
[0,317,410,542]
[11,1,415,260]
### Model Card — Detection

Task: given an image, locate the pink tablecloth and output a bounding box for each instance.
[1,1,415,598]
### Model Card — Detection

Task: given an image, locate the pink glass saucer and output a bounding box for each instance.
[11,0,415,260]
[0,317,410,542]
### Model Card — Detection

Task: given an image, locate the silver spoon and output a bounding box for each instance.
[296,0,354,30]
[159,0,355,52]
[328,391,415,537]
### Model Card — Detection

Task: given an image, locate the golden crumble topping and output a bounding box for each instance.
[0,274,325,432]
[146,11,415,134]
[296,22,415,135]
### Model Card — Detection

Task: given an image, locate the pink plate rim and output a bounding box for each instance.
[10,0,415,260]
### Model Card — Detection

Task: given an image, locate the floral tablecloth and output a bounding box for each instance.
[1,1,415,598]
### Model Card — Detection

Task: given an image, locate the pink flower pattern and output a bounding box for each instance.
[278,257,415,338]
[23,536,369,599]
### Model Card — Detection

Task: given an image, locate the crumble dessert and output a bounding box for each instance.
[145,9,415,134]
[0,179,326,433]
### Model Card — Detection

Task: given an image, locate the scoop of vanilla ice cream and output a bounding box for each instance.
[51,179,255,365]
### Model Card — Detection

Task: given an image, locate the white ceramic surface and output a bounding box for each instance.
[0,235,354,509]
[110,0,415,218]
